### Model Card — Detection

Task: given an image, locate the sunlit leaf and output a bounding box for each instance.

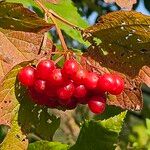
[0,115,28,150]
[28,141,68,150]
[69,111,127,150]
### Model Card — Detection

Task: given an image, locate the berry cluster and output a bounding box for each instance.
[18,59,124,114]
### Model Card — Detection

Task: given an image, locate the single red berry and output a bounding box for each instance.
[57,81,75,100]
[49,69,65,86]
[28,88,48,105]
[34,80,46,93]
[62,59,79,77]
[72,69,87,84]
[109,75,124,95]
[36,59,55,80]
[84,72,99,89]
[88,96,106,114]
[97,73,115,93]
[74,85,87,98]
[18,66,35,86]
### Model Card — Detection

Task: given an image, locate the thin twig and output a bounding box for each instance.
[35,0,68,53]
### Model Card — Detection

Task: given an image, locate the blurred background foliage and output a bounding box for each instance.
[1,0,150,149]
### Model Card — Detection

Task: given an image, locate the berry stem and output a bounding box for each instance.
[35,0,82,30]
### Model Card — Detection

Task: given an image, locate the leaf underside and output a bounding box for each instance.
[83,11,150,78]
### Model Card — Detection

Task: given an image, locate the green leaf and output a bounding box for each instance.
[0,115,28,150]
[7,0,90,46]
[45,0,89,45]
[69,111,127,150]
[28,141,69,150]
[0,2,53,32]
[146,118,150,135]
[84,11,150,78]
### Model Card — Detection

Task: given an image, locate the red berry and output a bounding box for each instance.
[57,81,75,101]
[28,88,48,105]
[34,80,46,93]
[18,66,35,86]
[62,59,79,77]
[49,69,65,86]
[36,59,55,80]
[74,85,87,98]
[88,96,106,114]
[109,75,124,95]
[84,72,99,89]
[97,73,115,93]
[72,69,87,84]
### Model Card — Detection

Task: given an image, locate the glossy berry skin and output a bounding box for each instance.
[57,81,75,101]
[84,72,99,89]
[62,59,79,77]
[109,75,124,95]
[34,80,46,93]
[36,59,55,80]
[74,85,87,98]
[49,69,65,86]
[88,96,106,114]
[97,73,115,93]
[97,74,124,95]
[72,69,87,85]
[18,66,35,86]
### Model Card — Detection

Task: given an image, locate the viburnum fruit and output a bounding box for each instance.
[62,59,79,77]
[36,59,55,80]
[18,66,35,86]
[97,73,124,95]
[49,68,65,86]
[34,80,46,93]
[108,74,124,95]
[72,69,87,85]
[88,96,106,114]
[57,81,75,100]
[84,72,99,89]
[74,85,87,98]
[17,58,124,114]
[97,73,115,93]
